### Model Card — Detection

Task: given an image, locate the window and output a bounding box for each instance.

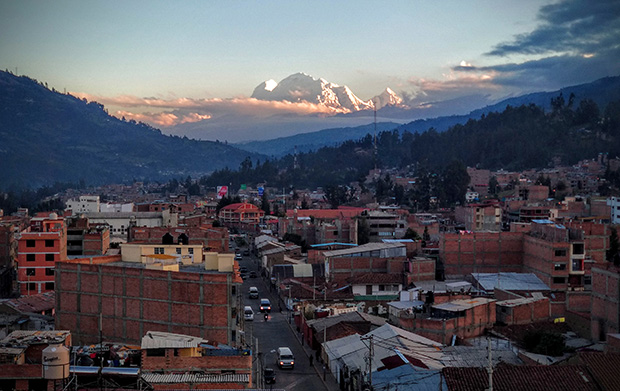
[553,277,566,284]
[28,283,37,292]
[176,248,182,255]
[45,282,54,290]
[45,268,55,276]
[146,349,165,357]
[572,259,583,271]
[26,268,36,276]
[154,247,164,254]
[45,240,54,247]
[26,254,36,262]
[26,240,35,247]
[46,253,54,262]
[584,275,592,285]
[188,248,194,255]
[572,243,584,255]
[554,249,567,257]
[379,285,385,291]
[366,285,373,295]
[554,263,566,271]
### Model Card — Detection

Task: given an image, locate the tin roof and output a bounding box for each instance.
[141,331,206,349]
[142,372,249,384]
[471,273,550,292]
[433,298,495,312]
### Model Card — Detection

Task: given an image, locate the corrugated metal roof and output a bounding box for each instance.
[433,298,495,312]
[141,331,206,349]
[142,372,249,384]
[471,272,550,292]
[323,242,405,257]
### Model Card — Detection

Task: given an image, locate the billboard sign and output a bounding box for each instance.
[217,186,228,199]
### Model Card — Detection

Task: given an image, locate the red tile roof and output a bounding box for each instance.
[0,291,55,314]
[443,365,598,391]
[577,352,620,391]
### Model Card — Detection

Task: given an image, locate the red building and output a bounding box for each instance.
[17,214,66,296]
[218,202,265,227]
[55,256,242,347]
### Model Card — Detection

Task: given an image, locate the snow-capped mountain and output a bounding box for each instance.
[251,72,404,112]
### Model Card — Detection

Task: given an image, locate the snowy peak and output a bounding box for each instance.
[371,87,404,110]
[251,73,404,112]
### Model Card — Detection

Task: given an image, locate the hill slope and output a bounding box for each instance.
[0,71,262,189]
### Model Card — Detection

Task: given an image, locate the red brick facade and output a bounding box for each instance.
[55,260,240,346]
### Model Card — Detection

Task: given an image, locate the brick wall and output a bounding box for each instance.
[591,264,620,341]
[440,232,523,278]
[55,261,238,346]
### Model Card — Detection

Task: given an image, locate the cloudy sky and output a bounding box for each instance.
[2,0,619,128]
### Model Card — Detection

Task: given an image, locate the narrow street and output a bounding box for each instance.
[236,246,337,391]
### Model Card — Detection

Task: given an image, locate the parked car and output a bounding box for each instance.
[264,368,276,384]
[260,298,271,312]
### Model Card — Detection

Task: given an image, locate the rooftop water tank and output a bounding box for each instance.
[42,344,70,380]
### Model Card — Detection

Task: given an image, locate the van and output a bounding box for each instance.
[249,287,259,299]
[276,347,294,369]
[244,306,254,321]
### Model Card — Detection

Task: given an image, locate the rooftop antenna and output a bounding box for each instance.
[374,106,377,170]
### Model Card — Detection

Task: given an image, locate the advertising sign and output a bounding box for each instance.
[217,186,228,199]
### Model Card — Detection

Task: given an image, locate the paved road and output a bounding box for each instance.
[236,248,328,391]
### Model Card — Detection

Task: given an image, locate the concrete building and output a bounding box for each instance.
[454,203,502,231]
[66,217,110,257]
[607,196,620,224]
[65,195,101,214]
[364,210,406,242]
[83,209,178,240]
[16,214,66,296]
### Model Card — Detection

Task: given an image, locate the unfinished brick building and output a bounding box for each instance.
[55,257,242,347]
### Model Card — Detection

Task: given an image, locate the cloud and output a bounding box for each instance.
[487,0,620,57]
[71,93,347,127]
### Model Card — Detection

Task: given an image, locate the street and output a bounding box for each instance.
[236,247,330,391]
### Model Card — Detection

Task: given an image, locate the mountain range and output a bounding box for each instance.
[0,71,262,189]
[251,72,404,112]
[234,75,620,157]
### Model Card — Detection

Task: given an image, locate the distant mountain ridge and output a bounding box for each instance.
[0,71,263,189]
[235,75,620,156]
[251,72,405,112]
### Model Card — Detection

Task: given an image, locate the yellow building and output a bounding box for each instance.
[121,243,236,273]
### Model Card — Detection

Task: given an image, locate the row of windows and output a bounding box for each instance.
[26,268,55,276]
[154,248,194,255]
[26,239,55,248]
[25,282,54,292]
[26,253,55,262]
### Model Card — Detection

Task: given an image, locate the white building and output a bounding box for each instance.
[66,196,100,214]
[607,196,620,224]
[84,209,178,241]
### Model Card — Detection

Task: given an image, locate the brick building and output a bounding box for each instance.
[17,214,67,296]
[439,231,524,278]
[128,225,229,253]
[66,217,110,257]
[55,256,242,347]
[279,208,364,245]
[591,263,620,341]
[218,202,264,227]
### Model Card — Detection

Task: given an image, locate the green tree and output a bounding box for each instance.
[403,228,421,240]
[261,191,271,215]
[607,227,620,266]
[357,217,370,245]
[441,160,470,206]
[488,176,499,195]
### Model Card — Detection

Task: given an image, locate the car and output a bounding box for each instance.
[240,273,248,280]
[239,267,248,274]
[235,254,242,261]
[249,271,257,278]
[264,368,276,384]
[260,298,271,312]
[276,347,294,369]
[243,249,250,256]
[244,306,254,321]
[249,286,259,299]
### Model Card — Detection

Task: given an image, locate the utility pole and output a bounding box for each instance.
[486,335,493,391]
[256,337,261,389]
[360,335,374,390]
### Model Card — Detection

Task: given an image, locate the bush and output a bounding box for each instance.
[521,330,565,356]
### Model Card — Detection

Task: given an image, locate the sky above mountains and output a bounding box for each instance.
[2,0,619,129]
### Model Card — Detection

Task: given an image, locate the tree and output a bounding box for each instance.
[441,160,470,206]
[607,227,620,266]
[403,228,421,240]
[357,217,370,245]
[488,176,499,195]
[261,191,271,215]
